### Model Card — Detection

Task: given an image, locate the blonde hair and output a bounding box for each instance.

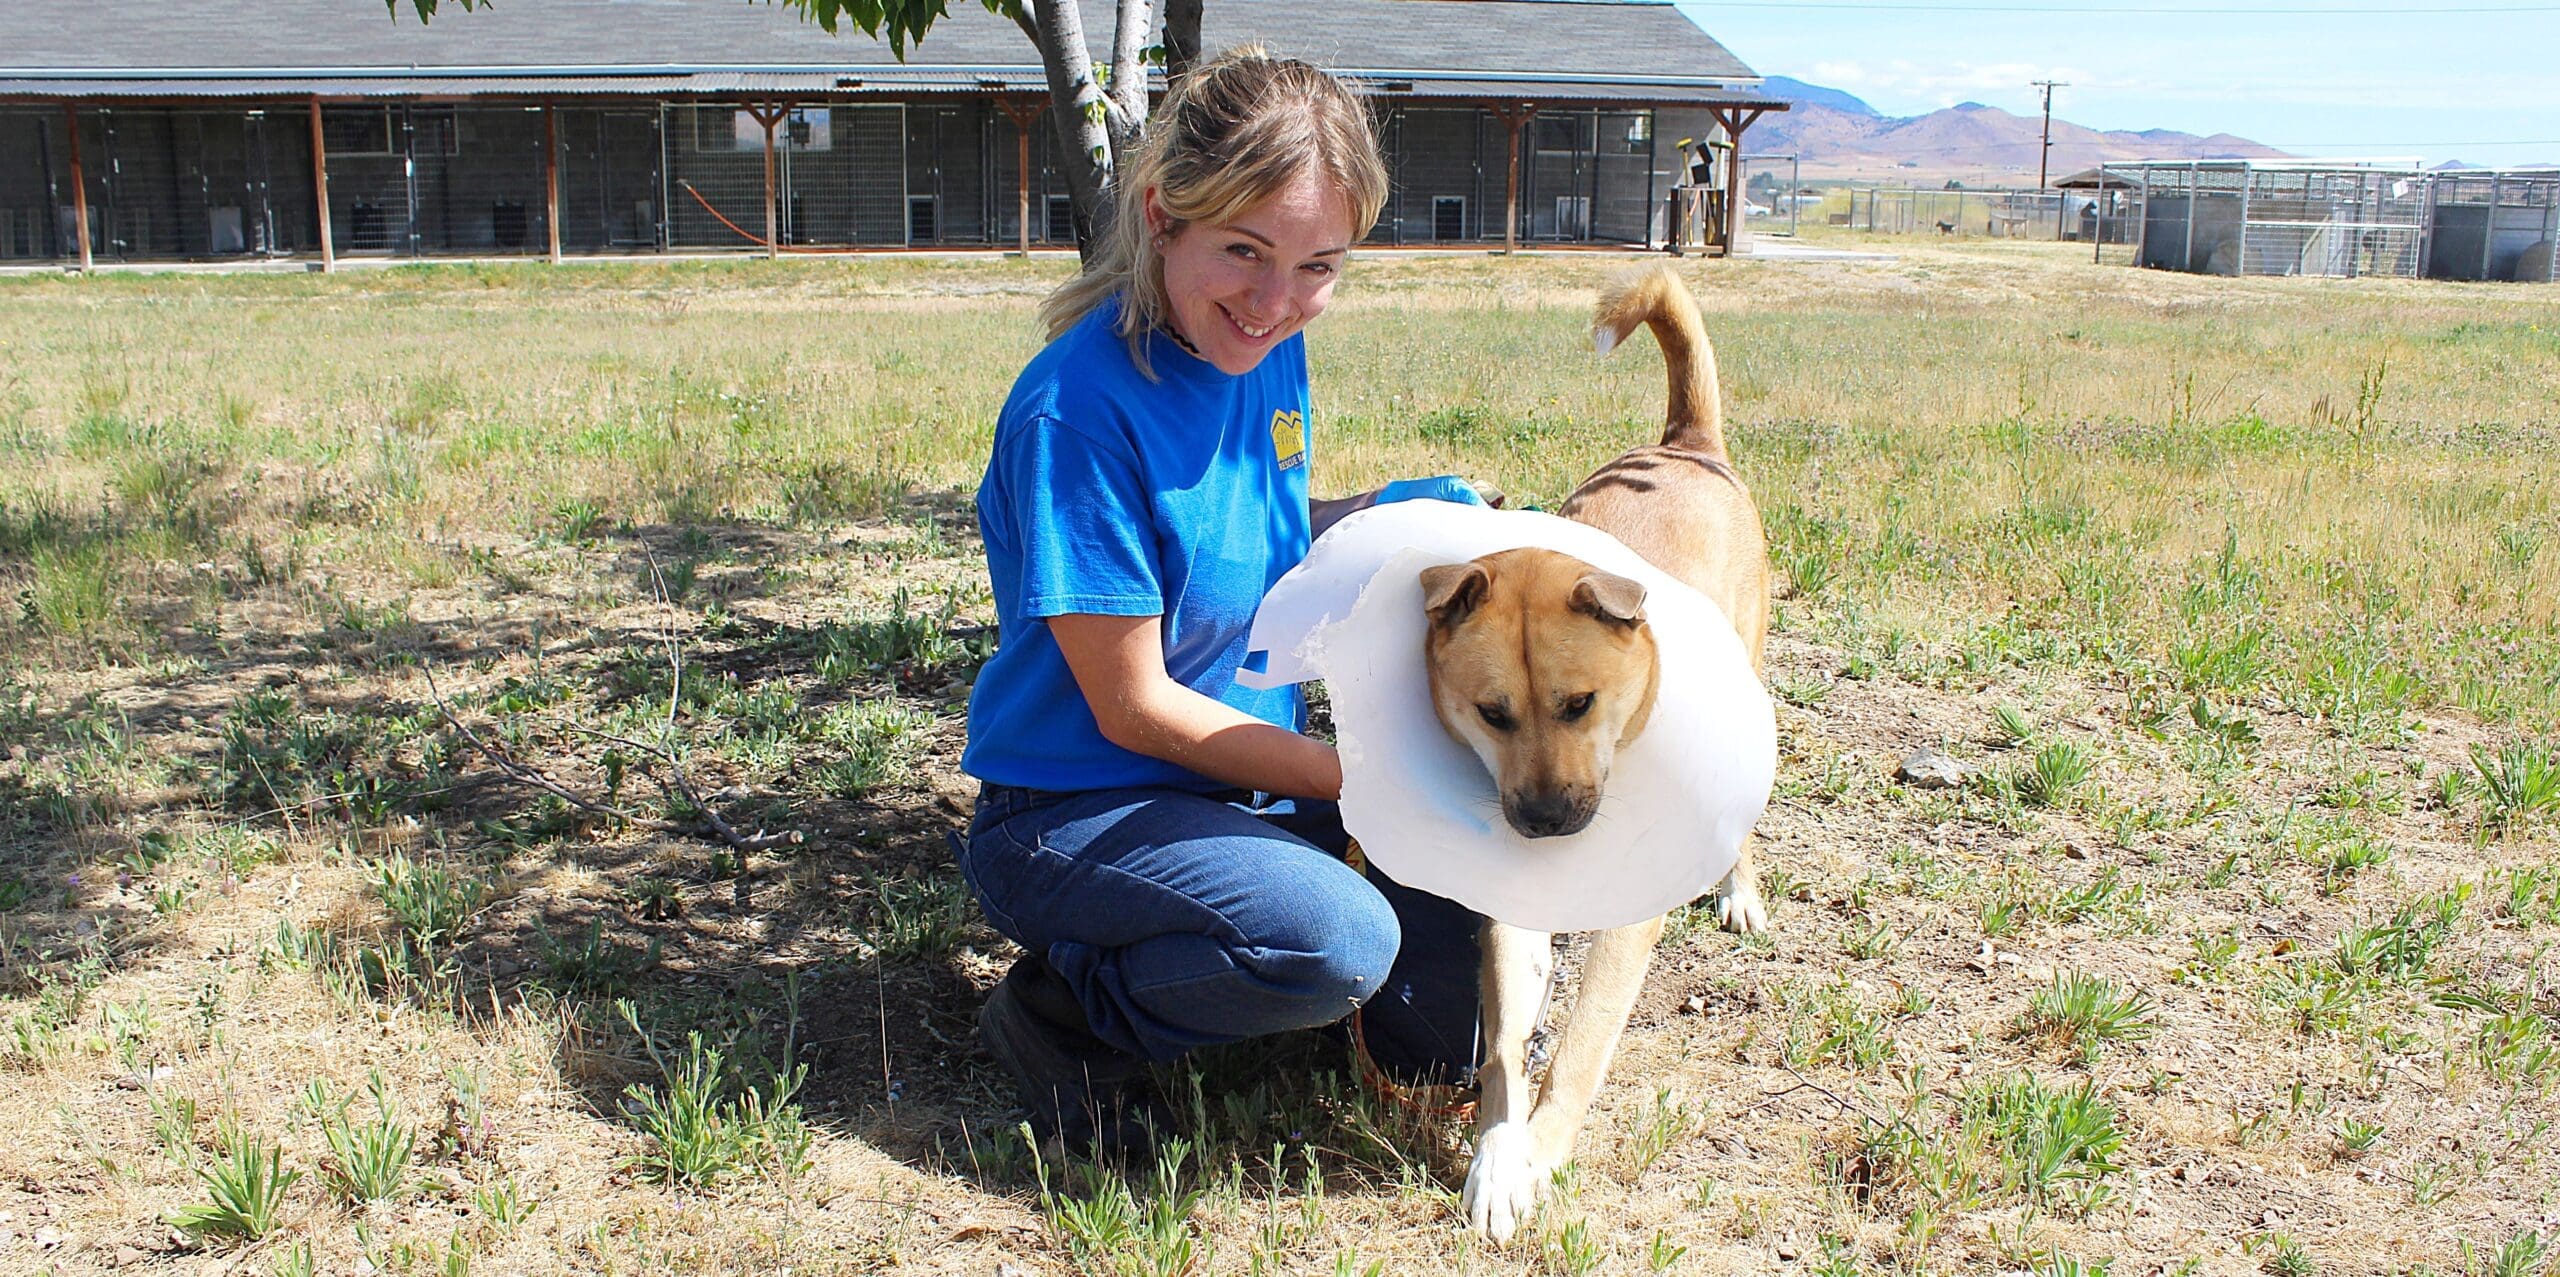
[1038,46,1390,377]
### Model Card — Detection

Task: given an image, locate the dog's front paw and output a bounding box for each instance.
[1463,1121,1545,1242]
[1716,874,1770,934]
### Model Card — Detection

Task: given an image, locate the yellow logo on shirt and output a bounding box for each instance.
[1270,409,1306,471]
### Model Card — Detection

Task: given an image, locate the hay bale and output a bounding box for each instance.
[2516,239,2555,283]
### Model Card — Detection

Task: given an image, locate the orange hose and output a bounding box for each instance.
[675,179,877,255]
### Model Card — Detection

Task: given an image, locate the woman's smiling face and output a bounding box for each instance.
[1149,168,1355,376]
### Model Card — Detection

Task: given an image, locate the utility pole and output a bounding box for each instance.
[2032,79,2069,189]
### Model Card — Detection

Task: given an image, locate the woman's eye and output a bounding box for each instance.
[1561,693,1595,722]
[1226,243,1259,261]
[1477,704,1515,732]
[1300,261,1334,276]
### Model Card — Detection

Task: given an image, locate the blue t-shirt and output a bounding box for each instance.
[962,297,1313,792]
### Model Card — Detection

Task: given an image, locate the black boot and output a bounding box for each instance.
[978,953,1170,1163]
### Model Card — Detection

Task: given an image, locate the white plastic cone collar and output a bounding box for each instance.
[1239,500,1775,934]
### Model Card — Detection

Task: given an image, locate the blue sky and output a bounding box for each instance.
[1673,1,2560,168]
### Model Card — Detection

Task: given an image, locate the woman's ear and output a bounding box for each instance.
[1142,185,1172,240]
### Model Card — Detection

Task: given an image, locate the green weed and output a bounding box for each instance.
[311,1072,418,1204]
[855,871,975,964]
[617,1002,810,1189]
[2019,970,2157,1062]
[1625,1086,1699,1181]
[2472,741,2560,834]
[1032,1132,1211,1277]
[169,1124,301,1242]
[813,588,993,687]
[2020,741,2093,808]
[2244,1231,2316,1277]
[471,1176,539,1234]
[2461,1229,2551,1277]
[812,699,933,798]
[541,916,661,995]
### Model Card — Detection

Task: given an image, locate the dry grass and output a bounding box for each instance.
[2,241,2557,1275]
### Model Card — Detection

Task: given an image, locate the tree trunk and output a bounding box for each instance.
[1161,0,1203,80]
[1019,0,1164,259]
[1026,0,1115,255]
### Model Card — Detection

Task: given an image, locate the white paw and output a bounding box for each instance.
[1717,877,1770,934]
[1463,1121,1545,1242]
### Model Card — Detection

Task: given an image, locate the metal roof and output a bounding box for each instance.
[0,0,1764,100]
[1378,80,1784,106]
[0,73,1047,101]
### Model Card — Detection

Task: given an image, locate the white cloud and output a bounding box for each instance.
[1822,59,2097,113]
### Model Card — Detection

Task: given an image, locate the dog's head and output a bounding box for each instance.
[1419,547,1660,839]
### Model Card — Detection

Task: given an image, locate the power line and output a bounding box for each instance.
[2273,138,2560,147]
[1693,2,2560,12]
[1902,138,2560,150]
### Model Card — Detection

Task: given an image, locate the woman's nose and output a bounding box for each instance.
[1248,268,1289,317]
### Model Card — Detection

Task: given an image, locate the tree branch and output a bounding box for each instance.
[1108,0,1152,132]
[1160,0,1202,81]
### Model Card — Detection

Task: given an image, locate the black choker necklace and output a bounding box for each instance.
[1166,324,1201,356]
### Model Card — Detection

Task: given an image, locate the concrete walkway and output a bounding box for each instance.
[1732,237,1897,263]
[0,239,1898,276]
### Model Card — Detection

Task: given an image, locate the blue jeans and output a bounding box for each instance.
[960,783,1482,1080]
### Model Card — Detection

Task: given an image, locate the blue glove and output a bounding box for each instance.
[1374,475,1487,508]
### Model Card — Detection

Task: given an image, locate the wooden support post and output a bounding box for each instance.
[999,97,1045,256]
[1712,106,1767,258]
[544,104,562,264]
[64,103,92,271]
[1700,107,1732,255]
[747,101,790,260]
[1489,103,1534,253]
[309,96,335,272]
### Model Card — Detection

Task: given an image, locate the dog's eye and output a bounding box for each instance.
[1560,692,1595,722]
[1477,703,1515,732]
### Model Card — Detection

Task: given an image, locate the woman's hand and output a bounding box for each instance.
[1048,612,1344,800]
[1375,475,1490,507]
[1311,474,1503,538]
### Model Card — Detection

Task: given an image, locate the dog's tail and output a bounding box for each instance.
[1591,267,1726,462]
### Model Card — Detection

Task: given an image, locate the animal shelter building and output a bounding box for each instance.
[0,0,1787,267]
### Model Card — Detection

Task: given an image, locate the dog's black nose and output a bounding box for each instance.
[1506,791,1590,839]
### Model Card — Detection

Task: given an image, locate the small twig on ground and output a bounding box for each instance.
[418,662,802,854]
[1765,1061,1884,1125]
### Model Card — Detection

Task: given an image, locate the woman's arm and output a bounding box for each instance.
[1308,492,1376,540]
[1049,612,1343,801]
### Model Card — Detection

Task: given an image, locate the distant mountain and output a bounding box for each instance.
[1762,76,1881,118]
[1745,80,2289,180]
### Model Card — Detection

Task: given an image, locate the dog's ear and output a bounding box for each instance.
[1570,570,1647,627]
[1420,562,1491,627]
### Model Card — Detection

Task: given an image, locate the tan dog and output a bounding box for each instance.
[1419,268,1770,1240]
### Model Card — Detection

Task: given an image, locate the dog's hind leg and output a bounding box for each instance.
[1713,842,1770,934]
[1465,920,1552,1242]
[1525,915,1668,1169]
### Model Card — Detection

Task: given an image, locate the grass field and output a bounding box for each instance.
[2,237,2558,1276]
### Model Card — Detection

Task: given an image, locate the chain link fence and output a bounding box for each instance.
[1833,187,2080,240]
[2099,162,2434,279]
